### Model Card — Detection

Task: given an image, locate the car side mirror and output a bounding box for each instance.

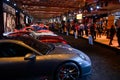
[24,53,36,61]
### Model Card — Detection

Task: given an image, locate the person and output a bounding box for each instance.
[90,23,96,40]
[61,21,65,33]
[109,25,116,45]
[84,24,88,36]
[79,23,84,37]
[96,25,103,38]
[116,18,120,47]
[88,33,93,45]
[74,23,79,39]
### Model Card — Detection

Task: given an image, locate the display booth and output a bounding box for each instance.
[3,3,16,33]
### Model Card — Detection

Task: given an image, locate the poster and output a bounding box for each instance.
[3,3,16,33]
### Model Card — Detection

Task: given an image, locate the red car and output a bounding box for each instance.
[37,35,67,44]
[37,30,53,33]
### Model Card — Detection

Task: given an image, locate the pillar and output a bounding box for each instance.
[0,0,4,37]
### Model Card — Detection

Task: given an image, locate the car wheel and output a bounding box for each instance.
[56,62,80,80]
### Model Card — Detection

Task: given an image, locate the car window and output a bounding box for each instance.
[0,43,34,57]
[4,36,52,55]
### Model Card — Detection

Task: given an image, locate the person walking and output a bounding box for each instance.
[109,25,116,45]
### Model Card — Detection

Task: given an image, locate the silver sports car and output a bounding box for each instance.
[0,36,91,80]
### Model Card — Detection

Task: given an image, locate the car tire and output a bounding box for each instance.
[55,62,80,80]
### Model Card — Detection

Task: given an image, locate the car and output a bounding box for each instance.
[3,29,58,39]
[2,30,39,39]
[37,35,72,48]
[34,31,58,36]
[36,30,54,33]
[3,31,16,36]
[3,31,70,48]
[0,36,91,80]
[3,31,30,37]
[30,30,58,37]
[36,30,70,47]
[37,35,67,44]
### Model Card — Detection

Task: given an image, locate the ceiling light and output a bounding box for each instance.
[16,10,18,13]
[14,3,16,6]
[96,6,100,9]
[90,7,93,11]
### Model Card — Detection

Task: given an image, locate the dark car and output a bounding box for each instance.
[0,36,91,80]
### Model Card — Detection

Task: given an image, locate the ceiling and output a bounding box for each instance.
[12,0,120,19]
[85,0,120,16]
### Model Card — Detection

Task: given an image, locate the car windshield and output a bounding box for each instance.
[4,36,52,55]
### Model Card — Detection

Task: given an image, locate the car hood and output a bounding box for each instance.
[48,45,91,62]
[49,45,87,56]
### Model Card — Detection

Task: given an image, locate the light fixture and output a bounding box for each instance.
[14,3,16,6]
[7,0,10,1]
[96,6,100,9]
[16,10,18,13]
[90,7,93,11]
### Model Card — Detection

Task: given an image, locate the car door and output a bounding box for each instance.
[0,42,39,79]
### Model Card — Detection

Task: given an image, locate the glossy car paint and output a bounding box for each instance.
[0,36,91,80]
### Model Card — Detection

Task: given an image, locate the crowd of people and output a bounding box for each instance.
[50,18,120,47]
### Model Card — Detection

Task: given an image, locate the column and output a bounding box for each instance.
[0,0,4,37]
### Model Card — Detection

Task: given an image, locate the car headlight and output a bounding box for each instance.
[78,52,91,62]
[79,54,87,61]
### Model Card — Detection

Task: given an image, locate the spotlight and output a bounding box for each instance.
[16,10,18,13]
[14,3,16,6]
[96,6,100,9]
[90,7,93,11]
